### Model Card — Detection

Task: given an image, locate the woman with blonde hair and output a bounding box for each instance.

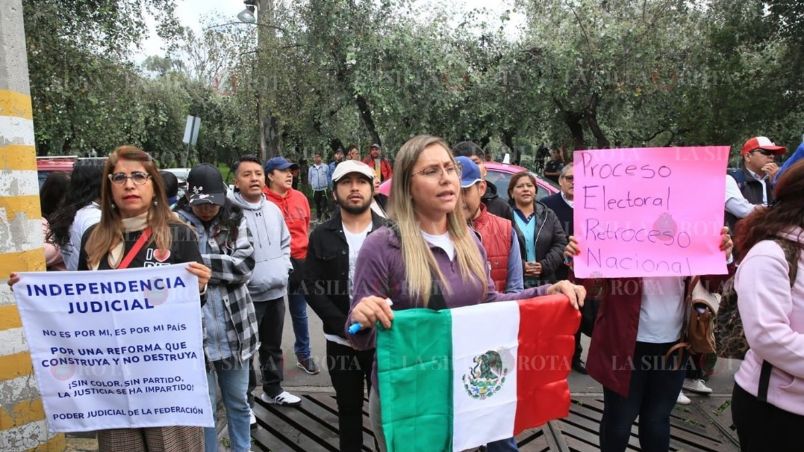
[11,146,212,451]
[346,135,586,451]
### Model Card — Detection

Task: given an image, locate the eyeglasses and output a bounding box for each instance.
[412,164,461,179]
[751,149,774,157]
[108,172,151,185]
[561,175,574,181]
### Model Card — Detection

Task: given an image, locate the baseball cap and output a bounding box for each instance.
[741,136,786,156]
[332,160,374,183]
[264,156,299,172]
[456,156,482,188]
[370,143,381,149]
[186,164,226,206]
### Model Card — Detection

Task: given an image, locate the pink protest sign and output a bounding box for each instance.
[572,147,730,278]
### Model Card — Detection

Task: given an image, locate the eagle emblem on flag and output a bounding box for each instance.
[462,350,508,400]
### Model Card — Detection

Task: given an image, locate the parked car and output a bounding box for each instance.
[483,161,559,202]
[36,156,76,188]
[36,156,107,188]
[377,162,559,201]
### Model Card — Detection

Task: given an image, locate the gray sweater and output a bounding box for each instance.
[229,191,293,301]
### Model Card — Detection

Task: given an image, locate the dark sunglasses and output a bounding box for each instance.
[751,149,774,157]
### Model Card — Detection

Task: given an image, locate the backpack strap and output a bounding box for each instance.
[774,238,800,285]
[756,238,801,403]
[757,361,773,402]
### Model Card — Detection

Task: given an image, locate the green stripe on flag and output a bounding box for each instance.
[377,308,453,452]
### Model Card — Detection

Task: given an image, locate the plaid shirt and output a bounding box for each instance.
[178,207,259,363]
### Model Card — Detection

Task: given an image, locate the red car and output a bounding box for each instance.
[482,161,559,202]
[36,156,77,188]
[378,162,558,201]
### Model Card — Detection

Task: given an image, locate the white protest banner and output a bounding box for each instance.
[14,264,213,432]
[573,146,730,278]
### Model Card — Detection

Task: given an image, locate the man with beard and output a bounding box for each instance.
[304,160,388,452]
[361,143,392,182]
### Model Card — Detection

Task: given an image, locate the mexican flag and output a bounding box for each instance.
[376,295,579,452]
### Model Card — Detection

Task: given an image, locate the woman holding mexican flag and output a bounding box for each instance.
[345,135,587,451]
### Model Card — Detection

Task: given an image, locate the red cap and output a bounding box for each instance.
[741,136,786,156]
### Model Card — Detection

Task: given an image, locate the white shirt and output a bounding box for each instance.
[561,192,574,208]
[636,277,685,343]
[62,202,102,271]
[324,222,372,347]
[421,230,455,261]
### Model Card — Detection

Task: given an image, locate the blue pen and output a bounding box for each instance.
[348,298,393,335]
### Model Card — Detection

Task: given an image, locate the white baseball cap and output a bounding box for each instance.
[331,160,375,183]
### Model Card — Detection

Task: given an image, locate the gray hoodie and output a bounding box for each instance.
[228,191,292,301]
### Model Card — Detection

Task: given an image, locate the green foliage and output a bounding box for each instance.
[23,0,802,169]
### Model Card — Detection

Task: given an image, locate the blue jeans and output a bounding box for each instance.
[288,292,311,359]
[487,437,518,451]
[600,341,685,452]
[205,360,251,452]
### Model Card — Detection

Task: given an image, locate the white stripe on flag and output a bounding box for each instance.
[451,301,520,451]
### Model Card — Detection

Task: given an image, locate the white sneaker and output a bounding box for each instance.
[249,407,256,425]
[677,391,691,405]
[683,378,713,394]
[260,390,302,407]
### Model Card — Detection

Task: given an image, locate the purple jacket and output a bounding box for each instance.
[346,225,550,352]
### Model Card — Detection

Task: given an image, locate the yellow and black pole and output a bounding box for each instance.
[0,1,64,450]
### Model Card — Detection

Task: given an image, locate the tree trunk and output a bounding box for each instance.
[585,93,610,149]
[355,94,382,146]
[354,93,381,146]
[554,97,585,150]
[501,130,517,164]
[257,0,279,159]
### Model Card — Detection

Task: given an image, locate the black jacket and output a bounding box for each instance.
[512,200,568,284]
[482,181,514,223]
[304,210,389,337]
[540,193,573,281]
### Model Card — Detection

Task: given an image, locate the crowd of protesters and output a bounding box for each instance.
[10,133,803,452]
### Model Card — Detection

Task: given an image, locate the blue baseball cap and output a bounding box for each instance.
[264,156,299,173]
[456,156,482,188]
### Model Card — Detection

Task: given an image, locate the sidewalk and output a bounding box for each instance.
[68,303,742,451]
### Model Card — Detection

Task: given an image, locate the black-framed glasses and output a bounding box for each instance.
[108,172,151,185]
[751,149,774,157]
[561,175,574,181]
[412,163,461,179]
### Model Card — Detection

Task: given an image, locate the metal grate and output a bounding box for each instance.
[250,394,740,451]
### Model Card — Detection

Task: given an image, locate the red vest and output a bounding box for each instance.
[472,204,512,292]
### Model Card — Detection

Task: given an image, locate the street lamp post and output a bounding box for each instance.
[238,0,281,161]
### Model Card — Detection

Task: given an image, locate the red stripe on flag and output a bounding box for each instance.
[514,295,580,434]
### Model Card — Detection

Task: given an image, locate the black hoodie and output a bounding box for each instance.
[482,180,514,223]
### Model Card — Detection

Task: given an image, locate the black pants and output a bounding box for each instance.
[313,189,329,220]
[732,383,804,451]
[326,340,374,452]
[248,298,286,401]
[600,341,685,452]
